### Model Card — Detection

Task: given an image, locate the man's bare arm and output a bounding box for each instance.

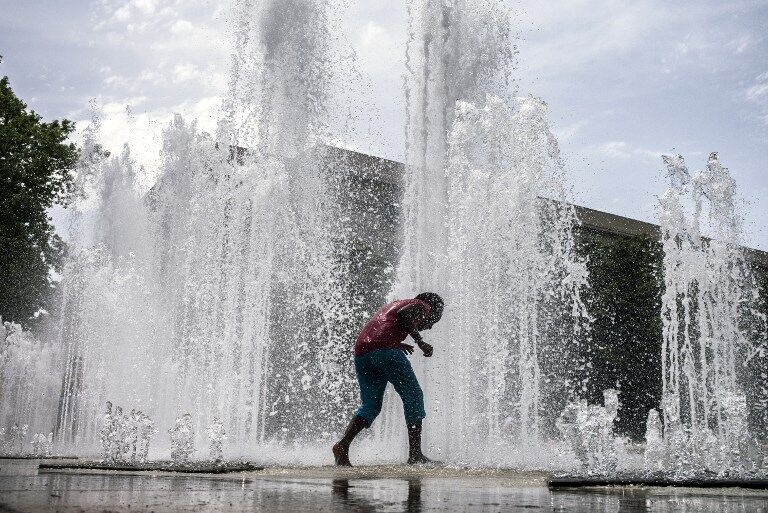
[396,304,433,357]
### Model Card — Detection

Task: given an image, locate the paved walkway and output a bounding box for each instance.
[1,459,767,512]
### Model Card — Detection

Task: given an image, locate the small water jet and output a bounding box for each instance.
[98,402,156,464]
[207,417,227,463]
[0,320,60,454]
[557,390,619,475]
[644,409,665,472]
[169,414,196,465]
[29,433,53,457]
[647,152,766,477]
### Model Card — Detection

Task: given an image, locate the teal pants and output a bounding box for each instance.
[354,348,426,427]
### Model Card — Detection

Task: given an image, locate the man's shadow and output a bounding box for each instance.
[332,478,422,513]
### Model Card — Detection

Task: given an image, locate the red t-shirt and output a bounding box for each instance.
[354,299,431,356]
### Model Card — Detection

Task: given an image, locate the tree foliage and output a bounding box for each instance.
[743,264,768,440]
[577,231,664,440]
[0,58,79,326]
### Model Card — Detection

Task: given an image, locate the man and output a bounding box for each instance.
[332,292,444,466]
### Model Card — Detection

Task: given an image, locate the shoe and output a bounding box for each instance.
[333,442,352,466]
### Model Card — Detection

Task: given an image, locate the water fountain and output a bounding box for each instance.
[169,414,195,465]
[557,389,619,475]
[48,0,359,459]
[0,0,764,478]
[383,0,588,466]
[0,320,61,453]
[647,153,766,477]
[207,417,227,462]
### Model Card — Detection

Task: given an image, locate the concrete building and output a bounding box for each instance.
[321,145,767,325]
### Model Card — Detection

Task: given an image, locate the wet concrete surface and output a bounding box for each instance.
[38,460,264,474]
[1,459,767,512]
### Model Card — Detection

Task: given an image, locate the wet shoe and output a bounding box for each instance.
[333,442,352,466]
[407,453,439,466]
[407,421,440,466]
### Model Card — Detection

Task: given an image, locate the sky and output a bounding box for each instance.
[1,0,767,250]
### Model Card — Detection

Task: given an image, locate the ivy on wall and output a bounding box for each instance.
[575,228,768,442]
[576,230,664,441]
[743,267,768,440]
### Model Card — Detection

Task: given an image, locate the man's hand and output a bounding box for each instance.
[419,342,433,357]
[399,343,415,355]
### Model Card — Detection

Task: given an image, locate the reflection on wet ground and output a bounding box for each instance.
[0,462,766,512]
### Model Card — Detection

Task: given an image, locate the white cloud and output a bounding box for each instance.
[518,0,765,81]
[126,21,150,34]
[744,71,768,125]
[553,118,592,142]
[131,0,157,15]
[598,141,631,158]
[76,93,222,192]
[107,0,158,23]
[171,62,201,83]
[138,67,161,84]
[746,72,768,102]
[171,19,193,34]
[356,21,400,75]
[518,0,665,73]
[746,76,768,104]
[596,141,662,161]
[104,31,126,45]
[729,34,752,54]
[102,96,148,114]
[103,75,128,88]
[113,5,132,22]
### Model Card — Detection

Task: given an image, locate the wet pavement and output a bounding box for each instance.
[1,460,767,512]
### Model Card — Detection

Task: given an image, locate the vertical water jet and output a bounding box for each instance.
[654,153,765,475]
[391,0,588,465]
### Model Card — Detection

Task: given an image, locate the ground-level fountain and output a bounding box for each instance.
[1,0,766,481]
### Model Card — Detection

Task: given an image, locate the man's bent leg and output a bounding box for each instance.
[379,350,431,464]
[375,350,426,425]
[333,416,368,466]
[333,353,387,466]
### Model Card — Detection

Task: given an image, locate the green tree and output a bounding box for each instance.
[744,264,768,441]
[0,57,79,327]
[577,232,664,440]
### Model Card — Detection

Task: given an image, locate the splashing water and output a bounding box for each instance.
[2,0,588,467]
[48,0,358,458]
[397,0,514,293]
[651,153,765,476]
[1,0,763,475]
[386,0,588,466]
[169,414,195,465]
[557,390,619,475]
[207,417,227,462]
[0,320,60,453]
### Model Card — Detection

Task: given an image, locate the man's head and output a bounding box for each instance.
[416,292,444,329]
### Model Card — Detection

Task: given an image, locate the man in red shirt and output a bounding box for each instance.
[332,292,444,466]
